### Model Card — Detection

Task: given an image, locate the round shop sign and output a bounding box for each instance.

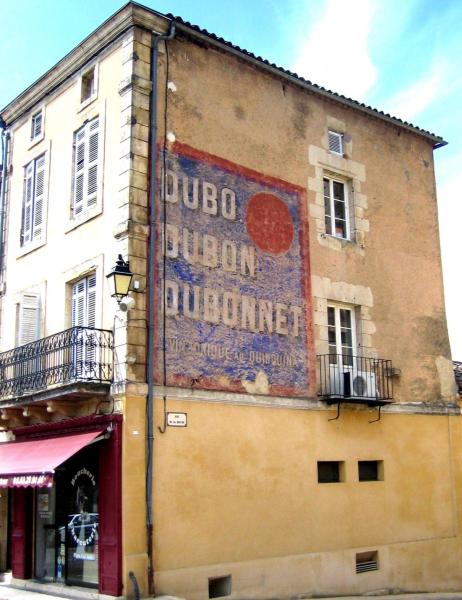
[69,467,98,547]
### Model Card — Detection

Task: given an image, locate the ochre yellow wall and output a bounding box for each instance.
[152,399,462,598]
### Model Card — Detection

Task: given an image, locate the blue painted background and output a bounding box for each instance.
[156,149,309,396]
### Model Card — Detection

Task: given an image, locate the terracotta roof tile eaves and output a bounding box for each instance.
[169,13,446,147]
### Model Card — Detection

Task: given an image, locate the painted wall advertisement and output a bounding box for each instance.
[155,143,313,397]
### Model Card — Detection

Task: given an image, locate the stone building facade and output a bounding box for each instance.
[0,4,459,599]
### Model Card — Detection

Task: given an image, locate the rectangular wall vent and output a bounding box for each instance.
[328,130,344,155]
[209,575,232,598]
[356,551,378,574]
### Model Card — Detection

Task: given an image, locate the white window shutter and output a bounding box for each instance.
[18,293,40,346]
[72,279,87,327]
[72,117,99,217]
[87,274,96,328]
[73,127,86,217]
[22,162,34,245]
[86,118,99,208]
[33,155,45,240]
[72,275,97,328]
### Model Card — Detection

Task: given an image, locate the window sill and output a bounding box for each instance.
[321,233,354,244]
[65,206,103,233]
[16,238,46,259]
[78,94,98,113]
[28,134,45,151]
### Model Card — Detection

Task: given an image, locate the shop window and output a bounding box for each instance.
[209,575,232,598]
[356,550,379,573]
[317,461,344,483]
[328,130,344,155]
[358,460,383,481]
[323,176,350,239]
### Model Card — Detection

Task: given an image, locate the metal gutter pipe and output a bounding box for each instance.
[146,20,175,596]
[0,116,9,282]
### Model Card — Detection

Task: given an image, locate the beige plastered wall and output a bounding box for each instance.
[0,25,153,598]
[147,32,461,599]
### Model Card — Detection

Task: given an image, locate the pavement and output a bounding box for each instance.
[4,582,462,600]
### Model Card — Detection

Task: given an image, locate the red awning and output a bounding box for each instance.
[0,430,104,488]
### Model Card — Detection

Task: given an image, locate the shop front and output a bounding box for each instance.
[0,414,122,596]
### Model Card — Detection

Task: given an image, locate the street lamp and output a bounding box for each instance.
[106,255,133,304]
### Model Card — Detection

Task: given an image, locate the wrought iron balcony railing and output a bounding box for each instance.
[0,327,113,399]
[317,354,393,404]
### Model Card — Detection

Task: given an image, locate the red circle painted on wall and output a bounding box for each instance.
[245,193,294,255]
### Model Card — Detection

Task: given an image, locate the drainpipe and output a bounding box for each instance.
[146,21,176,596]
[0,115,9,282]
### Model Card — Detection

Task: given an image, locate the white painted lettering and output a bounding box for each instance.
[275,303,288,335]
[222,240,237,272]
[165,280,179,316]
[182,175,199,209]
[240,245,256,277]
[182,227,200,265]
[203,234,218,268]
[221,188,236,220]
[204,288,220,323]
[290,306,303,338]
[258,300,273,333]
[241,295,257,332]
[222,291,239,327]
[202,182,218,215]
[165,224,179,258]
[165,170,178,203]
[183,283,200,320]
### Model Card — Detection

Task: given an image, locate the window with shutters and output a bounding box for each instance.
[72,117,99,219]
[72,274,96,328]
[71,274,97,378]
[21,154,46,247]
[16,293,41,346]
[30,110,44,142]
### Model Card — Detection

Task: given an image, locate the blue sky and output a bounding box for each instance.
[1,0,461,359]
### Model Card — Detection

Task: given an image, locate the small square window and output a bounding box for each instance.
[317,461,344,483]
[328,130,344,155]
[30,110,43,141]
[358,460,383,481]
[81,67,96,103]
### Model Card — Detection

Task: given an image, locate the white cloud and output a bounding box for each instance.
[291,0,378,100]
[383,60,449,122]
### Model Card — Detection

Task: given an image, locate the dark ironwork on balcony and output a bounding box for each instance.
[317,354,393,405]
[0,327,113,399]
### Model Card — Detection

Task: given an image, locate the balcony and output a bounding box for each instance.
[317,354,393,406]
[0,327,113,405]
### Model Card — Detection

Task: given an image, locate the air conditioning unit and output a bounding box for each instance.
[328,364,344,396]
[346,371,377,399]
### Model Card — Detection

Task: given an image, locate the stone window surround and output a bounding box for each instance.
[308,117,369,254]
[312,275,377,361]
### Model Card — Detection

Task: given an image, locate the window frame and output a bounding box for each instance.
[323,176,350,240]
[79,64,99,109]
[327,303,357,366]
[30,109,45,144]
